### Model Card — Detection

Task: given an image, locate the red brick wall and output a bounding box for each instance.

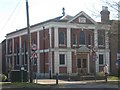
[31,32,37,45]
[40,52,49,73]
[71,28,94,48]
[39,29,49,50]
[59,67,67,73]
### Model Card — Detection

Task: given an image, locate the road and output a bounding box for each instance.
[1,88,119,90]
[1,79,120,90]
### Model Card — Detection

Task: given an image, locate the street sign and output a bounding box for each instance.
[93,53,98,61]
[31,44,37,51]
[93,46,98,52]
[31,52,38,59]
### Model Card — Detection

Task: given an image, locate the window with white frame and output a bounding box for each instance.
[79,31,86,45]
[99,54,104,65]
[59,32,65,45]
[79,17,86,23]
[88,34,92,46]
[98,30,105,46]
[59,54,66,65]
[73,33,77,45]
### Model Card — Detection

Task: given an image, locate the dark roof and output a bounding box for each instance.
[7,15,64,36]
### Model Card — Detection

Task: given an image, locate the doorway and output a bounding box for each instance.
[77,58,87,75]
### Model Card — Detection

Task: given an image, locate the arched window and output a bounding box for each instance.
[73,33,77,45]
[79,31,85,45]
[59,32,65,44]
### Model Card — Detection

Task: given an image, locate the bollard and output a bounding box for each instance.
[56,73,58,84]
[68,73,70,81]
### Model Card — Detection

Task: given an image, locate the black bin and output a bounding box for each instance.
[10,70,28,82]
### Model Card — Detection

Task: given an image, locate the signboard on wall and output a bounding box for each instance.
[117,53,120,60]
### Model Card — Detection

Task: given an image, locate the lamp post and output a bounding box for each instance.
[21,66,24,82]
[26,0,32,83]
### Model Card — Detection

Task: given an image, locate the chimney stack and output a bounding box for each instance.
[100,6,110,23]
[62,7,65,16]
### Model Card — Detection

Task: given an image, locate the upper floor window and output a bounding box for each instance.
[73,33,77,45]
[88,34,92,46]
[59,32,65,45]
[98,30,105,46]
[79,31,85,45]
[79,17,86,23]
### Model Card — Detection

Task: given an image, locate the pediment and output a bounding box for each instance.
[77,46,90,53]
[67,11,97,25]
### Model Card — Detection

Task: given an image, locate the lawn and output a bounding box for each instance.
[1,82,60,88]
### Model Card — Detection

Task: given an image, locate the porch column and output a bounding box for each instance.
[67,28,71,48]
[37,31,40,76]
[54,51,59,74]
[87,54,90,73]
[12,38,14,70]
[67,51,72,73]
[54,27,59,74]
[49,27,52,76]
[67,27,72,73]
[94,28,99,73]
[54,27,58,48]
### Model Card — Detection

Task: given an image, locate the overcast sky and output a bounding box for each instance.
[0,0,119,42]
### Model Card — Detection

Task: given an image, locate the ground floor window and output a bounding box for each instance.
[59,54,65,65]
[99,54,104,65]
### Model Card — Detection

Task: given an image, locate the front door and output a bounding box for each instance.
[77,58,87,75]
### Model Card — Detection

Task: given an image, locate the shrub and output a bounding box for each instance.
[96,71,104,77]
[0,74,7,82]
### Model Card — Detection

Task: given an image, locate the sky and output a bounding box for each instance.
[0,0,119,43]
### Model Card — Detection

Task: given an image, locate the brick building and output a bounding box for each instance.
[3,7,111,77]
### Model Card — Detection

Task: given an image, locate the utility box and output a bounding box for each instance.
[10,70,28,82]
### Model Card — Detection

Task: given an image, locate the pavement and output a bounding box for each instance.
[1,79,120,89]
[33,79,120,88]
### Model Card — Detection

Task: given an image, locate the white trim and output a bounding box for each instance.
[67,28,71,48]
[67,51,72,73]
[6,22,97,40]
[96,52,99,73]
[67,11,98,25]
[37,31,40,75]
[54,51,59,74]
[87,54,90,73]
[54,27,58,48]
[49,27,52,76]
[59,52,67,66]
[79,17,86,23]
